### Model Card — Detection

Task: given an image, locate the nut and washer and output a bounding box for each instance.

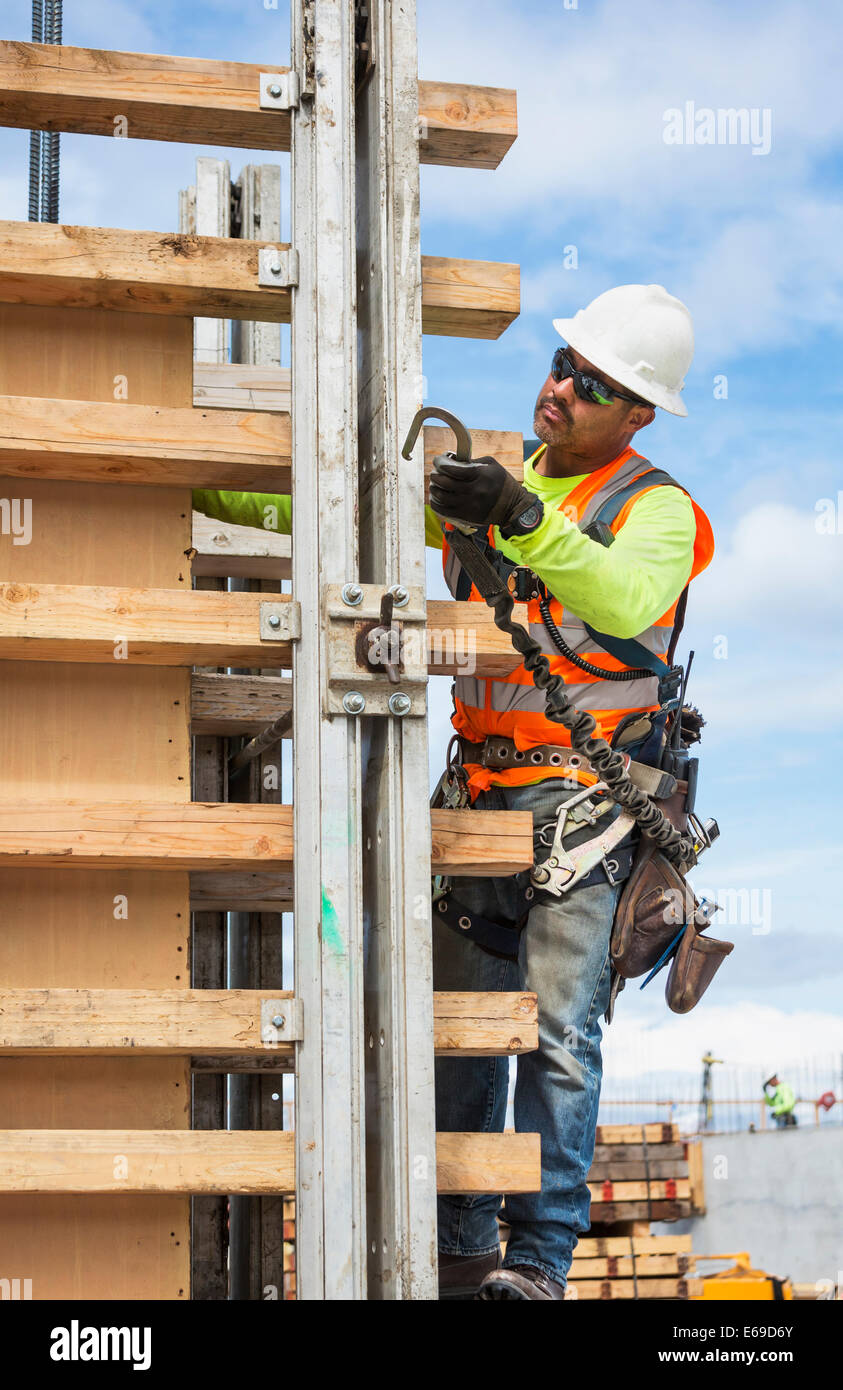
[341,582,364,606]
[343,691,366,714]
[389,584,410,607]
[267,613,282,629]
[388,692,412,717]
[271,1014,286,1029]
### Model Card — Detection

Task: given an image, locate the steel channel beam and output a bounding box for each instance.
[291,0,368,1300]
[355,1,438,1299]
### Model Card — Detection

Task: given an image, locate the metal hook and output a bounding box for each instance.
[401,406,472,464]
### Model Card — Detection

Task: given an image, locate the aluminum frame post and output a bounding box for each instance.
[291,0,368,1300]
[356,0,438,1299]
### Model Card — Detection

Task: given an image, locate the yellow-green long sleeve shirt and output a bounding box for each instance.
[193,453,697,639]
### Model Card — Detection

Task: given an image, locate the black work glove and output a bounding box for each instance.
[429,455,544,536]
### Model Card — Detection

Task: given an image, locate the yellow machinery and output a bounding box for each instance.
[694,1253,793,1300]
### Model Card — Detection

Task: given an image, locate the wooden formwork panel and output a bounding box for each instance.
[0,304,193,1300]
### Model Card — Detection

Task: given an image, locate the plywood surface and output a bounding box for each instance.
[0,306,193,1299]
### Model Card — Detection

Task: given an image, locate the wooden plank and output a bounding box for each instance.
[592,1142,685,1164]
[574,1234,693,1257]
[430,991,537,1056]
[424,425,524,481]
[688,1138,705,1213]
[421,255,519,338]
[570,1254,691,1278]
[417,80,517,169]
[565,1277,702,1301]
[191,511,292,579]
[435,1133,540,1194]
[0,587,521,679]
[432,808,533,875]
[427,599,527,677]
[0,304,193,1300]
[594,1123,679,1145]
[0,988,536,1061]
[0,804,533,877]
[190,872,294,913]
[0,582,297,667]
[588,1179,690,1203]
[589,1200,692,1224]
[0,43,516,169]
[191,672,292,736]
[0,1130,297,1195]
[0,221,293,321]
[0,1130,538,1195]
[588,1158,688,1182]
[193,363,291,412]
[194,991,538,1068]
[0,988,297,1056]
[0,223,518,339]
[0,393,290,490]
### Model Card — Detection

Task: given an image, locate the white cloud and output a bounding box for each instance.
[691,502,843,624]
[419,0,843,224]
[602,1001,843,1079]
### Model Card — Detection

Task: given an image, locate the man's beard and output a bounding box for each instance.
[534,396,571,445]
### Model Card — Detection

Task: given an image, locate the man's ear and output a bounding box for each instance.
[626,404,655,431]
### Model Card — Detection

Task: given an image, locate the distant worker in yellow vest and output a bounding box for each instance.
[763,1074,798,1128]
[428,285,714,1301]
[192,283,715,1302]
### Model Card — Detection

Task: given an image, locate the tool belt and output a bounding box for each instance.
[433,735,732,1020]
[458,734,678,800]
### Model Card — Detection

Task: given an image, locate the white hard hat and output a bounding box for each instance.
[553,284,694,417]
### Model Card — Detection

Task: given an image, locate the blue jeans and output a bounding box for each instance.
[433,778,623,1287]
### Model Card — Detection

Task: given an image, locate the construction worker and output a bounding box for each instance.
[763,1074,798,1128]
[429,284,713,1301]
[192,283,714,1301]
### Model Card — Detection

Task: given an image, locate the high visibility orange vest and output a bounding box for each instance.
[441,444,714,797]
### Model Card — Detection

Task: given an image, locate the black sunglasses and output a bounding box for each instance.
[551,347,648,407]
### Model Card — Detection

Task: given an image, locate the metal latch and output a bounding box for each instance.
[324,582,427,717]
[260,997,304,1045]
[259,71,301,111]
[259,600,302,641]
[258,247,300,289]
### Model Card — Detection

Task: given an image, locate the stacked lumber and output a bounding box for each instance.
[587,1123,694,1225]
[282,1196,296,1301]
[566,1235,702,1301]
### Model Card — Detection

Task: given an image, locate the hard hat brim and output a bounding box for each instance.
[552,317,688,418]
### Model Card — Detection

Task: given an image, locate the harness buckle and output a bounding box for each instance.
[506,566,547,603]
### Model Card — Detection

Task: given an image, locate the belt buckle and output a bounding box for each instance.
[481,738,511,769]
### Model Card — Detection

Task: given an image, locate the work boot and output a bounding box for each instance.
[476,1263,566,1300]
[438,1248,502,1300]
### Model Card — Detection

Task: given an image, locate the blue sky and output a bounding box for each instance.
[1,0,841,1087]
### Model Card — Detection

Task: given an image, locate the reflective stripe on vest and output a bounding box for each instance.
[442,445,714,753]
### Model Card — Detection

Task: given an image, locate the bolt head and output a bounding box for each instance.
[341,582,364,606]
[268,83,283,98]
[272,1014,285,1029]
[268,613,281,629]
[343,691,366,714]
[388,692,412,717]
[390,584,410,607]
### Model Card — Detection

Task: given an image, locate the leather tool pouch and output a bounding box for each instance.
[610,781,733,1013]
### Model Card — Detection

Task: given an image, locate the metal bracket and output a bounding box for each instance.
[324,582,427,716]
[259,71,301,111]
[258,246,300,288]
[259,600,302,641]
[260,997,304,1045]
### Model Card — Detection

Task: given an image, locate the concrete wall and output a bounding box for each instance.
[653,1127,843,1286]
